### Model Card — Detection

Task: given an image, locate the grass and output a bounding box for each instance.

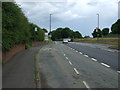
[44,39,53,44]
[74,38,120,50]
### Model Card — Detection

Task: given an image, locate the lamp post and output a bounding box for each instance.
[96,13,99,29]
[96,13,99,40]
[49,14,52,39]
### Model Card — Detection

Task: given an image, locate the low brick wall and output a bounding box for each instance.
[2,42,44,63]
[32,42,44,47]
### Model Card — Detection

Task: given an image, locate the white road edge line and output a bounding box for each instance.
[91,58,97,61]
[84,55,88,57]
[83,81,90,89]
[76,51,78,52]
[117,71,120,73]
[73,68,79,75]
[79,52,82,54]
[101,63,110,67]
[69,61,72,65]
[66,57,68,60]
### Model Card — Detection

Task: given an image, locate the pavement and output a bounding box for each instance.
[2,46,42,88]
[38,42,119,88]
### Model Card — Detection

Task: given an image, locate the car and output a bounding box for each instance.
[63,39,68,44]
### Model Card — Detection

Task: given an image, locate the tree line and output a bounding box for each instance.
[50,27,82,41]
[2,2,47,52]
[92,19,120,38]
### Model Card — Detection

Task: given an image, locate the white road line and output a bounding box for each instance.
[91,58,97,61]
[83,81,90,89]
[76,51,78,52]
[73,68,79,75]
[69,61,73,65]
[117,71,120,73]
[64,54,66,56]
[79,52,82,54]
[66,57,68,60]
[84,55,88,57]
[101,63,110,67]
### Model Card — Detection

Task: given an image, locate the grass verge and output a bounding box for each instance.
[74,38,120,50]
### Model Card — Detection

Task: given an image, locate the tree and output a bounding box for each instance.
[73,31,82,38]
[2,2,45,52]
[92,28,102,38]
[42,28,48,33]
[111,19,120,34]
[84,36,90,38]
[51,27,82,41]
[102,28,109,36]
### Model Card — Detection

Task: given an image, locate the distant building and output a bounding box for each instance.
[118,1,120,19]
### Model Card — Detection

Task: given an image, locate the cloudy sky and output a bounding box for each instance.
[15,0,119,37]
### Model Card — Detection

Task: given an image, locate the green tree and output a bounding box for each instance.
[73,31,82,38]
[102,28,109,36]
[2,2,45,52]
[92,28,102,38]
[51,27,82,41]
[111,19,120,34]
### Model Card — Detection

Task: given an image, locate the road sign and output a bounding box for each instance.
[44,33,48,40]
[35,27,37,32]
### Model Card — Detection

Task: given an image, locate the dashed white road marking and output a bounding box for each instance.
[73,68,79,75]
[84,55,88,57]
[69,61,73,65]
[83,81,90,89]
[64,54,66,56]
[76,51,78,52]
[91,58,97,61]
[79,52,83,54]
[117,71,120,73]
[66,57,68,60]
[101,63,110,67]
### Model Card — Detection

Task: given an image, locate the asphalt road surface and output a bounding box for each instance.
[66,42,119,71]
[38,42,119,88]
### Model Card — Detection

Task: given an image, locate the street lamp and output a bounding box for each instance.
[49,14,52,38]
[96,13,99,40]
[96,13,99,29]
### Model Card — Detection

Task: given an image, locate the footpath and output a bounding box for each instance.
[2,46,42,88]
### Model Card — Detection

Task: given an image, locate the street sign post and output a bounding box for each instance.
[44,33,49,40]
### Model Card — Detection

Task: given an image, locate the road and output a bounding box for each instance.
[66,42,119,71]
[38,42,119,88]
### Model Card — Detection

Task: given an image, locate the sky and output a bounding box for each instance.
[15,0,119,37]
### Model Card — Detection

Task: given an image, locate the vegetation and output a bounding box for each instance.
[2,2,46,52]
[92,28,102,38]
[51,27,82,41]
[111,19,120,34]
[102,28,109,36]
[74,38,120,45]
[92,19,120,38]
